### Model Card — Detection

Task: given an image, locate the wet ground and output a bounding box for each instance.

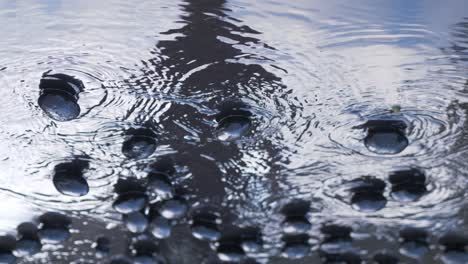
[0,0,468,263]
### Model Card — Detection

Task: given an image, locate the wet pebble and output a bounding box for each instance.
[149,216,172,239]
[281,216,311,235]
[399,228,429,259]
[113,192,148,214]
[93,236,111,257]
[38,72,83,121]
[124,211,149,233]
[52,159,89,197]
[148,172,174,201]
[158,199,188,220]
[122,128,157,159]
[0,236,16,264]
[350,177,387,212]
[215,101,252,141]
[320,225,353,253]
[190,210,221,242]
[14,222,41,257]
[38,212,71,244]
[361,120,409,154]
[217,244,245,263]
[281,235,310,259]
[439,233,468,264]
[389,168,427,202]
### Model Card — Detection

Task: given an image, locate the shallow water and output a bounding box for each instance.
[0,0,468,263]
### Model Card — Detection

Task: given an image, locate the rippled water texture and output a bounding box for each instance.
[0,0,468,263]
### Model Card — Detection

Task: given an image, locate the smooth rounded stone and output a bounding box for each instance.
[281,216,311,235]
[124,212,148,233]
[53,173,89,197]
[38,212,71,244]
[217,245,245,263]
[362,120,408,154]
[158,199,188,220]
[17,222,39,237]
[441,251,468,264]
[241,240,262,253]
[351,192,387,212]
[373,252,399,264]
[0,252,15,264]
[38,91,81,121]
[389,168,426,202]
[122,135,156,160]
[191,223,221,242]
[113,192,148,214]
[13,238,41,257]
[399,228,429,259]
[281,243,310,259]
[148,173,174,200]
[94,236,111,257]
[216,115,251,141]
[149,217,171,239]
[38,227,70,244]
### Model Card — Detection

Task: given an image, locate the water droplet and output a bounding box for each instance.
[53,159,89,197]
[389,168,427,202]
[149,216,172,239]
[38,73,83,121]
[350,177,387,212]
[362,120,408,154]
[122,128,157,159]
[124,212,148,233]
[38,212,71,244]
[158,199,188,220]
[113,192,148,214]
[282,216,311,235]
[399,228,429,259]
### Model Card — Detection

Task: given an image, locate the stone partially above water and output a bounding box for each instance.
[38,72,83,122]
[215,101,252,141]
[361,119,409,154]
[52,158,90,197]
[122,128,157,159]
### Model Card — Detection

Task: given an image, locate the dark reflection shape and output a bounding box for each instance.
[215,101,252,142]
[124,211,149,233]
[190,210,221,242]
[439,233,468,264]
[132,237,165,264]
[0,236,16,264]
[158,198,188,220]
[52,158,90,197]
[122,128,157,159]
[113,192,148,214]
[373,252,399,264]
[240,229,263,254]
[320,224,353,253]
[149,216,172,239]
[360,120,409,154]
[321,252,362,264]
[399,228,429,259]
[38,72,83,121]
[38,212,71,244]
[217,243,245,263]
[93,236,111,257]
[389,168,427,202]
[350,177,387,212]
[281,234,310,259]
[282,216,311,235]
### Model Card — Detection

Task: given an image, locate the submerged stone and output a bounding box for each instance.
[122,128,157,159]
[190,210,222,242]
[389,168,427,202]
[13,238,41,257]
[217,244,245,263]
[94,236,111,257]
[148,172,174,200]
[158,199,188,220]
[38,212,71,244]
[350,177,387,212]
[281,216,311,235]
[113,192,148,214]
[52,159,90,197]
[149,216,172,239]
[0,236,16,264]
[399,228,429,259]
[361,120,408,154]
[38,73,83,121]
[215,101,252,142]
[282,234,310,260]
[124,212,149,233]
